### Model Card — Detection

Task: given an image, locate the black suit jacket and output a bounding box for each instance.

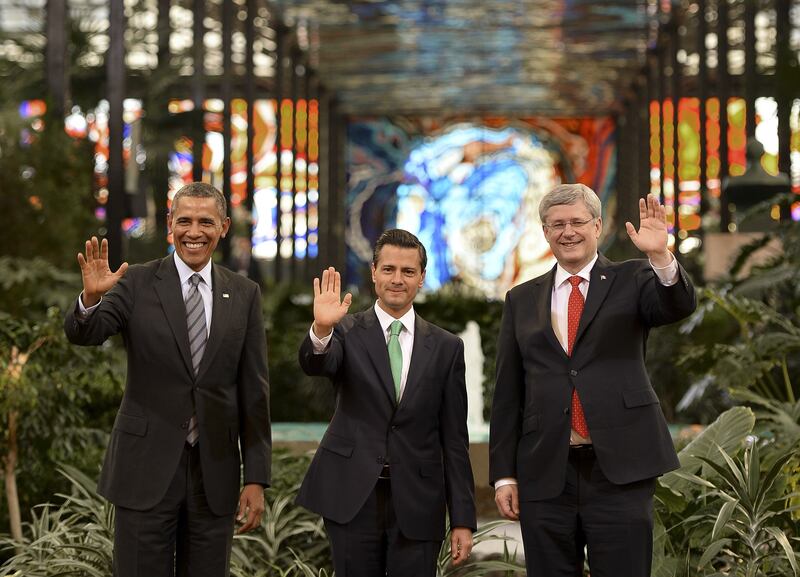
[489,255,696,501]
[296,308,477,541]
[65,256,271,516]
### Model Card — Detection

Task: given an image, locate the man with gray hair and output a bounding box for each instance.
[489,183,695,576]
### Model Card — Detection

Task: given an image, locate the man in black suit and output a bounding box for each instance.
[296,229,477,577]
[489,184,696,576]
[65,182,271,576]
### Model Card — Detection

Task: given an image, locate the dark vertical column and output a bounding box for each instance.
[289,46,299,283]
[643,52,656,200]
[192,0,206,183]
[303,65,314,283]
[718,0,731,230]
[45,0,67,118]
[153,0,171,245]
[658,37,666,202]
[317,86,331,270]
[106,0,126,268]
[671,13,682,256]
[221,0,233,264]
[332,104,347,274]
[775,0,793,181]
[273,24,286,283]
[244,0,256,279]
[744,0,756,140]
[698,0,708,239]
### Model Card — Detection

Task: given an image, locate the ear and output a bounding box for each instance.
[594,216,603,238]
[418,269,426,288]
[221,217,231,238]
[370,263,377,283]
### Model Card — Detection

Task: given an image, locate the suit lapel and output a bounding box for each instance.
[154,256,194,377]
[574,255,616,348]
[196,264,231,382]
[356,310,398,405]
[535,266,566,356]
[398,315,432,409]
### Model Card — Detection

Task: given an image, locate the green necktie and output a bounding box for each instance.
[388,320,403,401]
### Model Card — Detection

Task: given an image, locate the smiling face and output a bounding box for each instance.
[371,244,426,318]
[168,195,230,271]
[542,201,602,274]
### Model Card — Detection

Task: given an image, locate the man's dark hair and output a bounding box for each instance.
[171,181,228,220]
[372,229,427,272]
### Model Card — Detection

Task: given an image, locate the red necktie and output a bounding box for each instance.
[567,275,589,437]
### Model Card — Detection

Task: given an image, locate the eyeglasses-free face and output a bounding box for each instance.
[542,202,602,274]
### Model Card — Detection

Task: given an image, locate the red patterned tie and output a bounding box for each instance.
[567,275,589,437]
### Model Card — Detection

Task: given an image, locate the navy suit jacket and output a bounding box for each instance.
[296,308,477,541]
[489,254,696,501]
[65,256,271,515]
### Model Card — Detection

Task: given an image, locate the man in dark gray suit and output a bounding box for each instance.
[490,184,696,577]
[65,182,271,577]
[297,229,476,577]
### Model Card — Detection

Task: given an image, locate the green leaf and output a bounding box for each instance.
[661,407,755,496]
[697,538,731,568]
[764,527,799,576]
[711,499,738,541]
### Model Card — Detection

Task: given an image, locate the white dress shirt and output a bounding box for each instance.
[309,301,416,400]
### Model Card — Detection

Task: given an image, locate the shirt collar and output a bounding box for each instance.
[173,252,213,289]
[554,253,598,288]
[373,301,416,337]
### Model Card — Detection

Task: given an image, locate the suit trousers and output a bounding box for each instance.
[519,446,656,577]
[323,477,440,577]
[113,443,235,577]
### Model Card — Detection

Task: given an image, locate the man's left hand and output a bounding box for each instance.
[625,194,672,267]
[450,526,474,566]
[236,483,265,533]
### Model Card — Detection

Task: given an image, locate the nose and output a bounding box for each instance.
[391,270,403,283]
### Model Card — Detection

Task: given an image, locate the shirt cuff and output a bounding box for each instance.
[77,293,101,317]
[309,324,333,354]
[494,477,518,490]
[649,252,679,286]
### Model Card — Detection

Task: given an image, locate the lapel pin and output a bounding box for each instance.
[222,293,230,298]
[600,275,607,280]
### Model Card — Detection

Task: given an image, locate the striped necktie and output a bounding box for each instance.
[185,273,207,445]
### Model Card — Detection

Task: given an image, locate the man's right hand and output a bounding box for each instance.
[78,237,128,307]
[495,484,520,521]
[312,267,352,338]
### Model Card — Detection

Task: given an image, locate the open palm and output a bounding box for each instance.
[625,194,669,256]
[78,237,128,306]
[313,267,352,332]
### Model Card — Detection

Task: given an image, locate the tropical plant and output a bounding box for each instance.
[0,465,114,576]
[686,442,800,577]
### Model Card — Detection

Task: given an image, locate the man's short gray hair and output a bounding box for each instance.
[538,183,601,223]
[171,182,228,221]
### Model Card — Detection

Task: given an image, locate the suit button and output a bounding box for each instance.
[376,456,385,464]
[194,386,200,391]
[391,425,397,431]
[570,370,578,377]
[563,408,570,414]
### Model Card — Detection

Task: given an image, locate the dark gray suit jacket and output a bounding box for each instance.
[65,256,271,516]
[489,254,696,501]
[296,308,476,541]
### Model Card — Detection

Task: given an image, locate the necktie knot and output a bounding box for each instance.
[189,273,203,288]
[568,275,582,288]
[389,320,403,338]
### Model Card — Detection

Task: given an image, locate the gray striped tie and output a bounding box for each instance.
[185,273,206,445]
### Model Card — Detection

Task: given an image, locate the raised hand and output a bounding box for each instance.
[625,194,672,267]
[77,237,129,307]
[312,267,352,338]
